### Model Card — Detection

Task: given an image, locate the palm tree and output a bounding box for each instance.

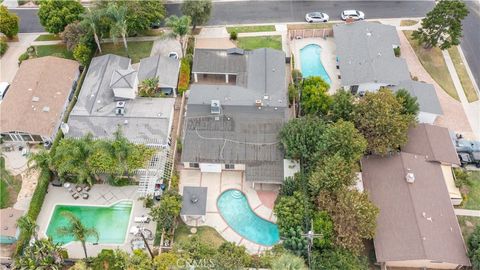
[13,238,66,270]
[82,7,104,53]
[112,129,132,179]
[107,3,129,55]
[27,149,52,172]
[17,216,39,241]
[166,15,191,57]
[56,211,99,259]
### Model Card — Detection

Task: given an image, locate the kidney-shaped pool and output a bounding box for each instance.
[217,190,280,246]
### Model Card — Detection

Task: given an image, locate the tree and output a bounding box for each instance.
[27,149,52,172]
[70,260,91,270]
[126,249,152,270]
[353,88,415,155]
[311,211,334,249]
[281,226,308,257]
[412,0,469,50]
[271,252,308,270]
[316,189,379,254]
[177,235,217,261]
[38,0,85,34]
[107,3,129,54]
[0,6,19,38]
[56,211,99,259]
[61,21,88,51]
[300,76,332,116]
[311,248,368,270]
[395,88,420,116]
[166,15,191,57]
[468,225,480,270]
[81,8,104,53]
[17,216,39,241]
[181,0,212,30]
[154,252,180,270]
[319,120,367,164]
[328,89,355,122]
[214,242,251,270]
[279,116,326,171]
[150,190,182,232]
[138,77,159,97]
[274,191,312,231]
[73,43,92,66]
[13,238,66,270]
[309,154,356,196]
[91,249,127,270]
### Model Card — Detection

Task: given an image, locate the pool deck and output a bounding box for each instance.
[291,37,341,93]
[179,169,278,254]
[36,184,155,259]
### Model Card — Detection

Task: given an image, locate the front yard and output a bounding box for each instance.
[98,41,153,63]
[458,216,480,241]
[447,46,478,102]
[227,25,276,33]
[458,171,480,210]
[237,36,282,50]
[35,44,74,59]
[174,221,225,249]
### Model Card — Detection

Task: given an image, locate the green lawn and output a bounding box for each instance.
[403,30,458,101]
[99,41,153,63]
[400,20,418,27]
[34,34,61,41]
[287,23,334,30]
[227,25,276,33]
[459,171,480,210]
[0,157,21,209]
[174,222,225,249]
[237,36,282,50]
[448,46,478,102]
[458,216,480,242]
[35,44,74,60]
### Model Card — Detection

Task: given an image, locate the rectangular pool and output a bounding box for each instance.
[46,201,133,244]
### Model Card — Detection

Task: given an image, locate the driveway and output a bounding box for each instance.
[150,37,181,57]
[0,33,39,83]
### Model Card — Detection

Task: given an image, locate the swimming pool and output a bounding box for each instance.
[217,190,280,246]
[46,201,133,244]
[300,44,332,84]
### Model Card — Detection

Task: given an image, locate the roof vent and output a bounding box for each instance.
[211,100,220,114]
[116,107,125,116]
[263,95,269,100]
[255,99,263,107]
[32,96,40,102]
[42,106,50,112]
[116,101,126,108]
[405,172,415,184]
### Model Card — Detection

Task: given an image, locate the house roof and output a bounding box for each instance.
[181,105,286,183]
[402,124,460,165]
[66,54,174,145]
[181,186,208,216]
[0,56,79,139]
[361,152,470,266]
[137,55,180,89]
[110,66,137,89]
[333,21,410,86]
[0,208,24,238]
[392,80,443,115]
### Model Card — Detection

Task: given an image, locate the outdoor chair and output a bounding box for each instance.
[84,185,91,192]
[76,186,83,192]
[82,193,89,200]
[72,193,80,200]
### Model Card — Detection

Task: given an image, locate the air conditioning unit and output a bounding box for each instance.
[255,99,262,107]
[115,107,125,116]
[211,100,220,114]
[116,101,126,108]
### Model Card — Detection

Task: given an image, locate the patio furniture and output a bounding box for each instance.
[82,193,89,200]
[84,185,91,192]
[68,188,74,193]
[134,216,151,223]
[76,186,83,192]
[72,193,80,200]
[130,226,140,235]
[51,178,62,187]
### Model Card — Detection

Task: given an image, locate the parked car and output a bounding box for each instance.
[305,12,330,23]
[341,10,365,21]
[168,52,179,60]
[0,81,10,103]
[454,138,480,167]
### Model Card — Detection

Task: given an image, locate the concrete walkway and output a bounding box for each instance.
[443,49,480,140]
[455,208,480,217]
[30,40,62,46]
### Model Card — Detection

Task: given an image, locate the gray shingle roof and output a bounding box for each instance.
[110,67,137,89]
[137,55,180,89]
[181,186,208,216]
[391,80,443,115]
[66,54,174,145]
[334,21,410,86]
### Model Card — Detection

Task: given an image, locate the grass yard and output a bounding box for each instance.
[35,44,74,59]
[400,20,418,27]
[459,171,480,210]
[174,222,225,249]
[447,46,478,102]
[458,216,480,242]
[287,23,334,30]
[237,36,282,50]
[227,25,276,33]
[403,30,458,100]
[34,34,61,41]
[0,157,22,209]
[99,41,153,63]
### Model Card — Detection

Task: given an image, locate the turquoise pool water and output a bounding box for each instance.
[300,44,332,84]
[46,201,132,244]
[217,190,280,246]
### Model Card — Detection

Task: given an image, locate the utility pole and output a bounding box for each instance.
[138,226,154,259]
[301,219,322,268]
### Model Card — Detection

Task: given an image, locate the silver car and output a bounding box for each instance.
[305,12,330,23]
[341,10,365,21]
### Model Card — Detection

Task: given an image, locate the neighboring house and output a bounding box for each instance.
[361,124,470,269]
[182,48,298,190]
[0,57,80,144]
[65,54,175,147]
[138,55,180,96]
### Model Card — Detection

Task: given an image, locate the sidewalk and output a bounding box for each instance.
[455,208,480,217]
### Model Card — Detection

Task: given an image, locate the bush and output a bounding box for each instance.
[18,52,29,65]
[288,83,299,105]
[0,40,7,56]
[0,6,19,38]
[230,31,238,40]
[291,69,302,85]
[186,36,195,55]
[394,46,401,57]
[73,43,92,66]
[169,171,179,191]
[178,57,191,95]
[176,138,182,154]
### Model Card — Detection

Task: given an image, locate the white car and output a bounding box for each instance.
[305,12,330,23]
[341,10,365,21]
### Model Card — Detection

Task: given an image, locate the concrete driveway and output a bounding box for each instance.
[150,37,182,57]
[0,33,40,83]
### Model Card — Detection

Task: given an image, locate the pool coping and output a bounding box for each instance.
[43,199,135,247]
[215,188,280,248]
[299,43,333,84]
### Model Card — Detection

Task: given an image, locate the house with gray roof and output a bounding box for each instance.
[65,54,175,146]
[182,48,296,189]
[138,55,180,96]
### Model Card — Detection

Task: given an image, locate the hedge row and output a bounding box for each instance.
[177,58,191,96]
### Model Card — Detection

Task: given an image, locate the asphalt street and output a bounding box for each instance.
[460,0,480,90]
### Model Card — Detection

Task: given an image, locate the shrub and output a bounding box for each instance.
[138,77,160,97]
[18,52,29,65]
[394,46,401,57]
[178,58,191,95]
[0,40,7,56]
[186,36,195,55]
[230,31,238,40]
[0,6,19,38]
[73,43,92,66]
[291,69,302,85]
[169,171,179,191]
[288,83,299,105]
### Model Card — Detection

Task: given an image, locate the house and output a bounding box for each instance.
[0,57,80,144]
[361,124,470,269]
[137,55,180,96]
[65,54,175,147]
[182,48,297,190]
[333,21,410,94]
[181,186,208,223]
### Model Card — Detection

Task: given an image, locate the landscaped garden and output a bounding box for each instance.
[455,169,480,210]
[237,36,282,50]
[174,222,225,248]
[35,44,74,59]
[98,41,154,63]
